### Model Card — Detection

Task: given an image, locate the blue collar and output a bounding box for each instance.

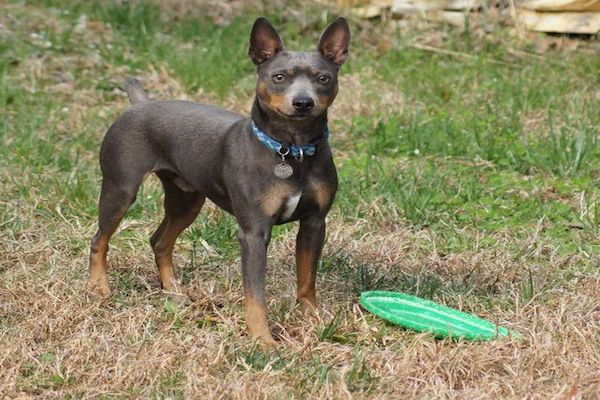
[252,121,329,160]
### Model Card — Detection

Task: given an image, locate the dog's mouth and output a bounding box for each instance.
[275,108,316,120]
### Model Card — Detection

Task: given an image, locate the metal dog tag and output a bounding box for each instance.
[275,146,293,179]
[274,162,293,178]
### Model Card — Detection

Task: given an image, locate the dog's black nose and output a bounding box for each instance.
[293,97,314,112]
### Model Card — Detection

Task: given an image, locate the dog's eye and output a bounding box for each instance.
[272,74,285,83]
[318,75,330,84]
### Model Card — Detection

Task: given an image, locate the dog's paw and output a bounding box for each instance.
[160,278,191,304]
[163,289,192,306]
[247,324,278,350]
[88,281,111,297]
[259,335,278,350]
[298,298,319,319]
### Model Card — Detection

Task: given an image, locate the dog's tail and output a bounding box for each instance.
[124,78,150,105]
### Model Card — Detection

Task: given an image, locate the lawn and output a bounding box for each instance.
[1,1,599,398]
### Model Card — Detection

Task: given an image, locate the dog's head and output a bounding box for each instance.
[249,17,350,121]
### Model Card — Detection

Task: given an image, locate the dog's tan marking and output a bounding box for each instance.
[318,94,336,108]
[154,223,179,291]
[88,204,131,297]
[245,293,277,348]
[267,94,285,110]
[89,234,111,296]
[258,82,287,112]
[152,196,205,291]
[261,183,295,217]
[318,86,338,108]
[309,180,335,210]
[296,247,318,314]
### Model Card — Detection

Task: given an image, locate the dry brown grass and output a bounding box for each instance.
[2,207,600,398]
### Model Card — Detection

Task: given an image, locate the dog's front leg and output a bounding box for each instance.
[237,225,276,348]
[296,215,326,315]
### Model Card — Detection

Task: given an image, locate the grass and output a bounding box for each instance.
[1,0,600,398]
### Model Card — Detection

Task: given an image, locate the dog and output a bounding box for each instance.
[89,17,350,348]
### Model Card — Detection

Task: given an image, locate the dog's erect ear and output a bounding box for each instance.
[249,18,284,65]
[317,17,350,66]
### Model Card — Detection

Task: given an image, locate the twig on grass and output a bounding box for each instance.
[410,43,522,67]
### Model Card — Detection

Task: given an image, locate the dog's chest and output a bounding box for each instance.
[262,177,336,223]
[281,192,302,220]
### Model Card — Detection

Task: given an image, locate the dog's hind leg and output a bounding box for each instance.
[150,173,205,294]
[89,127,156,297]
[89,174,144,296]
